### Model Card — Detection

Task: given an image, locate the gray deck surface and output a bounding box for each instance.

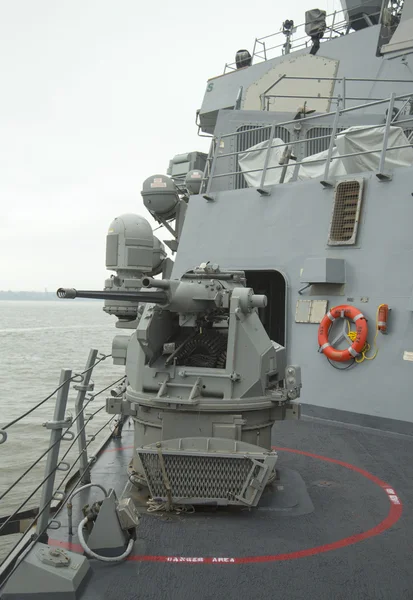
[49,416,413,600]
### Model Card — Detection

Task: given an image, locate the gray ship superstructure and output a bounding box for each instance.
[1,1,413,598]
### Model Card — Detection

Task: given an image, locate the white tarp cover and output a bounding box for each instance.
[335,126,413,173]
[296,147,346,180]
[238,138,295,187]
[238,126,413,186]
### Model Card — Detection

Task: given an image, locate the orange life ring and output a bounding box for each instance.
[318,305,368,362]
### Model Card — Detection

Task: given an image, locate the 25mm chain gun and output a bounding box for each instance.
[57,261,301,437]
[56,287,168,304]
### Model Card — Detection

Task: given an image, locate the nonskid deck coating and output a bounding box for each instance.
[48,417,413,600]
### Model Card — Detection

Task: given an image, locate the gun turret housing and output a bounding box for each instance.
[58,259,301,503]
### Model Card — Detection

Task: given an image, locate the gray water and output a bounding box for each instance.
[0,301,125,560]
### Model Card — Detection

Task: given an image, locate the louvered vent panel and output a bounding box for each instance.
[306,127,345,156]
[328,179,364,246]
[235,125,290,189]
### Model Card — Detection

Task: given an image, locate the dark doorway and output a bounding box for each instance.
[245,270,286,346]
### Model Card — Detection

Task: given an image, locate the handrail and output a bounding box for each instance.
[223,4,384,72]
[0,384,124,539]
[0,413,117,590]
[214,92,413,143]
[203,118,413,163]
[207,143,413,181]
[203,90,413,189]
[0,352,110,435]
[0,349,126,575]
[260,75,413,112]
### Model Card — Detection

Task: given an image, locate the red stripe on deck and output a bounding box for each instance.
[50,446,402,564]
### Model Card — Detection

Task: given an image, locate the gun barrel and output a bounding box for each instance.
[141,277,171,289]
[56,288,168,304]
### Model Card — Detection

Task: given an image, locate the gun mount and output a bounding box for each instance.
[58,260,301,506]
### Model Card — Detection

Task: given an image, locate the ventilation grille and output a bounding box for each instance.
[306,127,345,156]
[235,125,290,189]
[328,179,364,245]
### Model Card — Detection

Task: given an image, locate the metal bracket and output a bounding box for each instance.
[157,377,170,398]
[56,462,70,472]
[53,491,65,501]
[74,382,95,392]
[106,397,123,414]
[106,397,137,416]
[320,180,333,188]
[62,431,75,441]
[178,369,239,381]
[153,376,202,405]
[269,388,289,402]
[257,187,271,196]
[188,377,202,403]
[42,417,72,430]
[235,454,278,506]
[376,171,393,181]
[203,194,216,202]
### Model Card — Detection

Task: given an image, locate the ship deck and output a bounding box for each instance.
[48,414,413,600]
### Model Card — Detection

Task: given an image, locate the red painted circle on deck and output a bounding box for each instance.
[50,446,403,564]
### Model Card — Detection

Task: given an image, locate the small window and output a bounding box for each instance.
[328,179,364,246]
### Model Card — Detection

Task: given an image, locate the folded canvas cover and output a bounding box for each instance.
[238,138,295,187]
[296,147,346,180]
[238,126,413,186]
[335,126,413,173]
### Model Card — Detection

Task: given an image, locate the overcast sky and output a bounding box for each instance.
[0,0,341,290]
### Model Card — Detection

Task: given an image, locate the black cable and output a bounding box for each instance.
[2,354,111,431]
[0,371,124,504]
[0,455,63,536]
[0,414,116,585]
[326,357,356,370]
[0,393,100,502]
[0,376,124,528]
[45,414,116,502]
[0,438,63,502]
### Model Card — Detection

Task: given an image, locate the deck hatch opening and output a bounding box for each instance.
[328,179,364,245]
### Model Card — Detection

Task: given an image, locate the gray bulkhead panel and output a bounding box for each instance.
[172,167,413,423]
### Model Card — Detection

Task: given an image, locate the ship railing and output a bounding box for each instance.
[223,2,383,73]
[260,75,413,111]
[203,91,413,192]
[0,348,126,582]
